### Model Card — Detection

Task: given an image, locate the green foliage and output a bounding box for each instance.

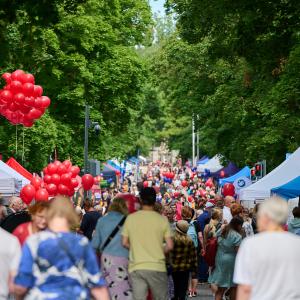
[0,0,152,171]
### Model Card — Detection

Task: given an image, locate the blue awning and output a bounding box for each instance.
[271,176,300,200]
[219,166,251,186]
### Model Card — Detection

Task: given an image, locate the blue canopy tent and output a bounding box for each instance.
[197,156,210,165]
[219,166,251,186]
[271,176,300,200]
[211,162,240,180]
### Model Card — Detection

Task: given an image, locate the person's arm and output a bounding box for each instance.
[164,236,173,254]
[122,236,130,249]
[237,284,252,300]
[91,286,110,300]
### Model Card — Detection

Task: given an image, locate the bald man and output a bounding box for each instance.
[223,196,234,223]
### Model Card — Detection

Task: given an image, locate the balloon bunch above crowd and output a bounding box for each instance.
[0,70,51,127]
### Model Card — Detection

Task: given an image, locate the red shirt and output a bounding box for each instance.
[13,222,31,246]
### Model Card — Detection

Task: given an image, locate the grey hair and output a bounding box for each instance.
[258,196,288,225]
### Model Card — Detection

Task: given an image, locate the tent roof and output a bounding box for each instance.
[6,158,33,181]
[211,162,240,180]
[0,160,29,186]
[271,176,300,200]
[240,148,300,201]
[219,166,251,186]
[197,155,223,173]
[197,156,210,165]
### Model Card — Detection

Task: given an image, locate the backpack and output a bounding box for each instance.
[187,221,198,248]
[203,237,218,267]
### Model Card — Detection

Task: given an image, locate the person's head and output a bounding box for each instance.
[109,197,129,216]
[292,207,300,218]
[175,220,189,235]
[211,208,223,222]
[181,206,192,221]
[215,195,224,209]
[140,187,156,206]
[164,207,175,223]
[205,201,215,211]
[230,203,243,217]
[257,197,288,232]
[224,196,235,208]
[47,196,79,229]
[9,196,25,212]
[0,198,7,220]
[222,216,244,238]
[154,202,163,214]
[29,201,49,231]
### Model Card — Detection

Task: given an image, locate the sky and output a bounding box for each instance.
[149,0,165,16]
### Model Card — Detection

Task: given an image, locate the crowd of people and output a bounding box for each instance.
[0,162,300,300]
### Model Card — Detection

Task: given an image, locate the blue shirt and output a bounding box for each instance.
[197,210,211,233]
[92,211,129,258]
[14,231,106,300]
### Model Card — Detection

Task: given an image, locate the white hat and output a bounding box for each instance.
[205,201,214,208]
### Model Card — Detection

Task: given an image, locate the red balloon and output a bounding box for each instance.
[24,96,35,107]
[22,83,34,96]
[57,164,67,175]
[54,160,61,167]
[68,189,75,197]
[2,72,11,83]
[43,167,48,175]
[46,183,58,196]
[10,80,23,93]
[58,184,69,196]
[11,70,25,81]
[34,97,43,108]
[70,166,80,178]
[63,160,72,169]
[70,178,79,188]
[82,174,94,191]
[181,180,188,187]
[31,177,42,190]
[143,181,148,188]
[13,93,25,105]
[20,184,36,205]
[223,183,235,197]
[35,188,49,202]
[220,170,225,178]
[9,102,19,112]
[20,73,35,84]
[51,174,61,185]
[23,120,34,127]
[47,163,57,175]
[28,108,43,120]
[205,179,213,188]
[33,85,43,97]
[43,174,52,184]
[188,196,193,202]
[40,96,51,108]
[19,105,31,114]
[61,173,71,186]
[115,170,121,176]
[0,90,13,103]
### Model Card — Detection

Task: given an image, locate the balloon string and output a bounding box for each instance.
[15,125,18,156]
[22,127,25,165]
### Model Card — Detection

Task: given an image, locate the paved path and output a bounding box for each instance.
[195,283,214,300]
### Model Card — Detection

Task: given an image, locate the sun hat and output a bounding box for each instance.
[205,201,215,208]
[175,220,189,234]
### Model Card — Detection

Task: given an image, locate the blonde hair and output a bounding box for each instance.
[258,196,288,225]
[47,196,79,227]
[211,208,223,221]
[108,197,128,216]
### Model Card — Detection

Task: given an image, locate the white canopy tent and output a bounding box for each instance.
[0,160,30,190]
[197,155,224,173]
[0,170,17,196]
[240,147,300,201]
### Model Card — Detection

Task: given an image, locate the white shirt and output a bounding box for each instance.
[0,228,21,300]
[223,206,232,223]
[234,232,300,300]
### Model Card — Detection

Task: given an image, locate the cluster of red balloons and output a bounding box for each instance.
[43,160,80,197]
[20,181,45,205]
[0,70,51,127]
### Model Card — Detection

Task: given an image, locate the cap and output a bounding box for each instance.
[175,220,189,234]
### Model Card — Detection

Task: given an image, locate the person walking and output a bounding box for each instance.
[234,197,300,300]
[209,216,243,300]
[92,197,132,299]
[14,196,109,300]
[122,187,173,300]
[171,220,197,300]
